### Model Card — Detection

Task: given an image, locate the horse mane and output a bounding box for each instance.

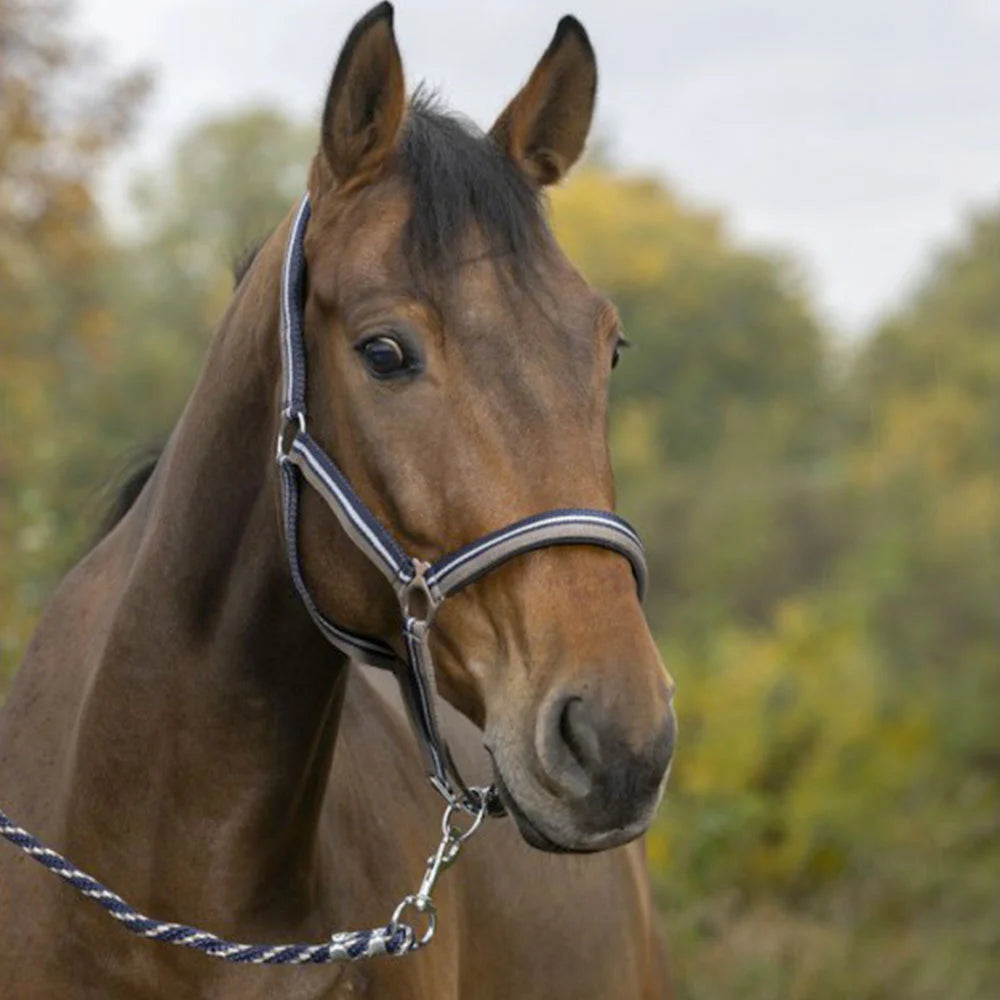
[95,450,160,540]
[232,244,262,287]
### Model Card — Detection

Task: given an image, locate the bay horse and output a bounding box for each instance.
[0,5,676,996]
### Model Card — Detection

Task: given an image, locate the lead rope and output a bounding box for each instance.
[0,790,489,964]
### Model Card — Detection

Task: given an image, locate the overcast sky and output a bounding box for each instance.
[73,0,1000,335]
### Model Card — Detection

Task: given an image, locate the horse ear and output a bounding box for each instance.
[489,16,597,187]
[319,2,405,186]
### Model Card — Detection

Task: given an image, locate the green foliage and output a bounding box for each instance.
[0,0,149,672]
[131,108,316,259]
[652,594,998,1000]
[104,108,316,445]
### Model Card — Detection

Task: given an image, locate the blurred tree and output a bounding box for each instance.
[0,0,148,675]
[131,107,316,260]
[843,205,1000,995]
[651,203,1000,1000]
[550,171,844,638]
[844,203,1000,687]
[551,170,828,462]
[100,109,316,445]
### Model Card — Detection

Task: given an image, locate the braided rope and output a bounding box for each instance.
[0,806,412,964]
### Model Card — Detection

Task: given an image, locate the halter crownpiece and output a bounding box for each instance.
[276,194,649,812]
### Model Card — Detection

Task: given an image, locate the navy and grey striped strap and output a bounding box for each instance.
[424,508,646,603]
[287,430,414,592]
[276,193,648,810]
[278,459,400,670]
[280,194,311,421]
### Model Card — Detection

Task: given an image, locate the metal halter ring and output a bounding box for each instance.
[399,559,440,625]
[390,895,437,951]
[275,409,306,463]
[442,796,487,843]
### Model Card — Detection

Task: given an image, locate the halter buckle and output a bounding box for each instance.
[275,409,307,463]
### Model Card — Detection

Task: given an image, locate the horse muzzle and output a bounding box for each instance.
[487,695,676,853]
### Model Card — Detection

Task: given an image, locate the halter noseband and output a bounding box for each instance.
[276,194,647,813]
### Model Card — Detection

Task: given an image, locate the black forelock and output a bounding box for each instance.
[232,92,544,290]
[397,88,544,278]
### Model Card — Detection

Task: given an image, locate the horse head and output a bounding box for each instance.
[289,3,676,853]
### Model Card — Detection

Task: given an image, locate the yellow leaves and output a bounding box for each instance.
[654,599,936,895]
[677,629,780,796]
[610,401,659,480]
[855,385,983,483]
[77,306,116,366]
[0,0,148,680]
[850,380,1000,548]
[646,827,671,871]
[549,168,722,291]
[673,601,879,800]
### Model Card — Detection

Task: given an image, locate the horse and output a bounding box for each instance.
[0,5,677,996]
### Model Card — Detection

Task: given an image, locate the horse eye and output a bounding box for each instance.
[359,335,407,377]
[611,335,630,370]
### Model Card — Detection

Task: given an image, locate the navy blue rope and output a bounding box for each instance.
[0,806,411,965]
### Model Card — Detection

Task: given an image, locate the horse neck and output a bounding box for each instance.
[65,219,355,920]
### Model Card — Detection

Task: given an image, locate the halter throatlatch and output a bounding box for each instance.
[276,194,648,813]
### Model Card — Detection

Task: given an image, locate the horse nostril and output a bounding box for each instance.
[536,691,674,810]
[558,696,602,770]
[559,697,673,786]
[534,695,594,799]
